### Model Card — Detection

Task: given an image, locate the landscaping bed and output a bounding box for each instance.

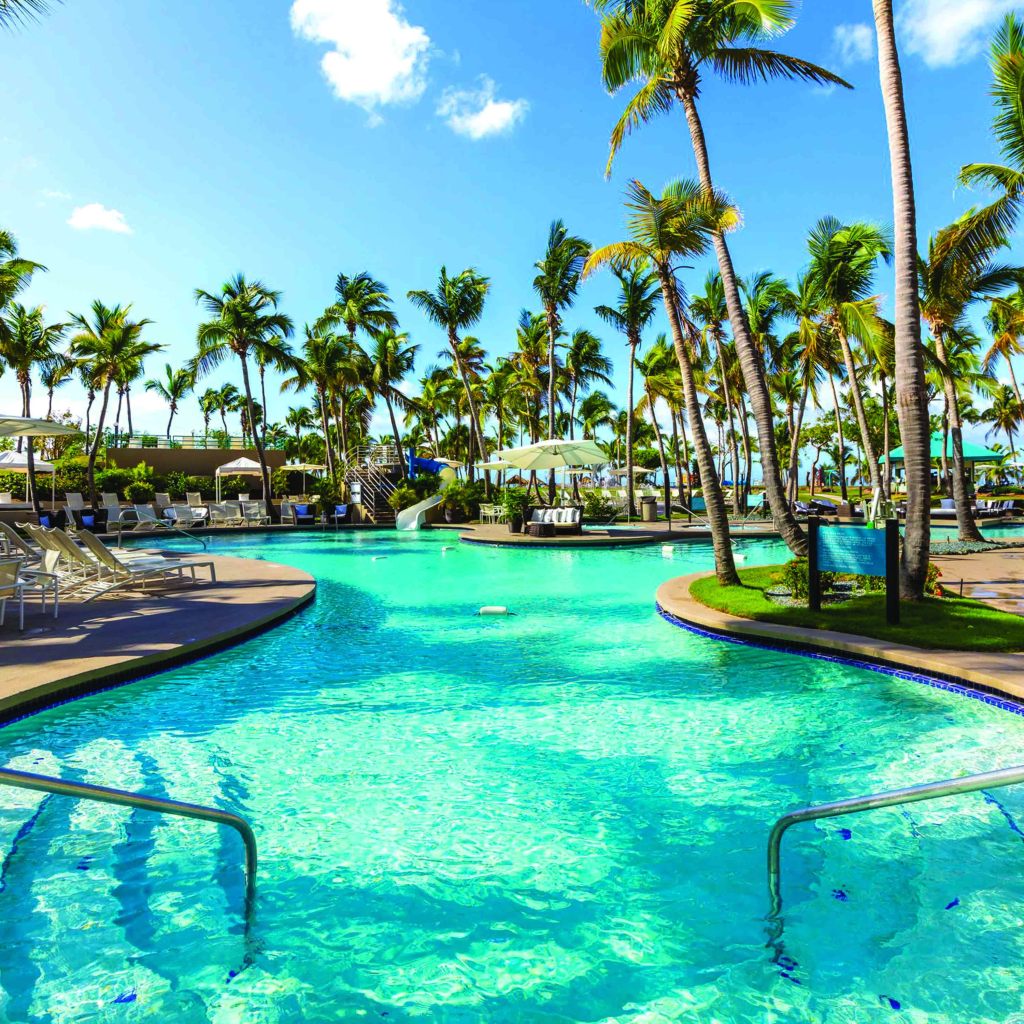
[690,565,1024,653]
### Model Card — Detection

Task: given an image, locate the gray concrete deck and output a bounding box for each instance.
[457,520,780,548]
[0,551,314,720]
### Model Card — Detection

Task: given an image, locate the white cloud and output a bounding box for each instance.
[834,23,875,64]
[290,0,430,118]
[67,203,132,234]
[437,77,529,140]
[40,188,71,201]
[897,0,1017,68]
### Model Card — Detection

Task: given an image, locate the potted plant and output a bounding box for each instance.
[501,487,529,533]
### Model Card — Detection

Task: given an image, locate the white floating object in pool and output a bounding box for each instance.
[735,554,745,563]
[661,545,674,558]
[371,555,387,561]
[478,606,510,616]
[441,546,455,552]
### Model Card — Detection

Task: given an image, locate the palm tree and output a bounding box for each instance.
[70,301,160,502]
[596,0,848,557]
[212,382,241,438]
[918,215,1022,542]
[805,217,891,495]
[0,0,60,28]
[366,329,418,470]
[959,14,1024,241]
[408,268,490,475]
[193,274,295,513]
[0,229,44,310]
[873,0,936,598]
[198,388,221,440]
[584,178,741,584]
[593,264,660,516]
[145,363,195,436]
[636,333,678,522]
[985,385,1022,461]
[563,328,612,439]
[579,390,617,440]
[285,405,317,445]
[984,289,1024,408]
[0,304,67,512]
[254,335,294,448]
[533,221,590,442]
[327,272,399,342]
[39,352,73,419]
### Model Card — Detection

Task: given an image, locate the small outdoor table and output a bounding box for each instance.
[527,522,556,538]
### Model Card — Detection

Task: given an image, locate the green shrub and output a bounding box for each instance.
[94,468,134,496]
[582,491,616,521]
[388,482,421,511]
[0,470,26,500]
[125,481,155,503]
[440,479,485,518]
[779,558,837,600]
[500,486,530,522]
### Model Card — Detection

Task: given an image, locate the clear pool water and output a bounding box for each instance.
[2,530,1024,1022]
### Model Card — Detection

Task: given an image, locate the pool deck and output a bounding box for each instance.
[657,557,1024,703]
[457,521,780,547]
[0,551,315,722]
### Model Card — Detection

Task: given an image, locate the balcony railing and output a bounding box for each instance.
[106,433,288,451]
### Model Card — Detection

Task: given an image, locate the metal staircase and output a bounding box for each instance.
[341,444,401,525]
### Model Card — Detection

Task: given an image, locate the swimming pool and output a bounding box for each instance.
[2,530,1024,1021]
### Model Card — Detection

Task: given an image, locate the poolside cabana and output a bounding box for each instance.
[215,456,264,502]
[0,449,55,504]
[284,463,326,496]
[882,433,1000,466]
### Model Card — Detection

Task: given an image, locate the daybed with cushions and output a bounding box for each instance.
[527,506,583,535]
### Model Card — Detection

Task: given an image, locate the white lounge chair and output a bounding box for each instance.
[209,502,244,527]
[0,557,27,630]
[241,500,270,526]
[185,491,210,522]
[100,492,123,525]
[76,530,217,600]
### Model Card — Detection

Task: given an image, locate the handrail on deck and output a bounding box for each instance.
[768,763,1024,917]
[0,768,257,921]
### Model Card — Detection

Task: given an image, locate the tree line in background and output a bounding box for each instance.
[3,2,1024,599]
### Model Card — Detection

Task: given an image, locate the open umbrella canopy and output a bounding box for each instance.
[216,456,263,476]
[882,433,1001,464]
[0,450,54,472]
[495,439,605,471]
[286,463,326,473]
[475,460,513,471]
[0,415,80,438]
[610,466,656,476]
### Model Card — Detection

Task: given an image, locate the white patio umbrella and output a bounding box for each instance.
[0,415,81,438]
[494,439,606,471]
[610,466,657,476]
[0,448,56,505]
[285,463,326,496]
[475,460,513,471]
[215,456,264,502]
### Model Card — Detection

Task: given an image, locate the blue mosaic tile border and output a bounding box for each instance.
[656,603,1024,719]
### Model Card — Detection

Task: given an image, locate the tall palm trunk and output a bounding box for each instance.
[671,411,685,505]
[87,381,113,506]
[259,366,269,448]
[881,375,892,499]
[836,327,883,493]
[318,390,336,480]
[658,268,738,584]
[166,402,176,437]
[384,394,405,476]
[449,332,487,486]
[828,375,850,502]
[18,375,40,517]
[873,0,932,597]
[736,394,753,511]
[789,380,811,504]
[645,386,672,528]
[238,353,277,521]
[935,329,984,542]
[715,339,741,514]
[125,388,134,438]
[626,336,637,517]
[679,91,805,555]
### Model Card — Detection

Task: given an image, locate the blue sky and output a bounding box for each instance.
[1,0,1019,442]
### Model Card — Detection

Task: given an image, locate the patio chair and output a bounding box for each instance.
[65,504,107,533]
[0,521,41,563]
[0,492,12,504]
[237,492,250,502]
[100,492,123,525]
[165,504,198,528]
[285,501,317,526]
[209,502,244,527]
[326,503,349,528]
[241,500,270,527]
[0,557,26,630]
[155,492,172,512]
[185,491,210,522]
[75,530,217,600]
[122,504,173,532]
[64,492,86,512]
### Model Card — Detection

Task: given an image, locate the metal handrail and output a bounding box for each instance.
[113,512,209,550]
[0,768,257,922]
[768,763,1024,917]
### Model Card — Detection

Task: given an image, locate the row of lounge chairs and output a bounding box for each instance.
[0,520,216,628]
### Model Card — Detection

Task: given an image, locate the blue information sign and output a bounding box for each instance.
[817,526,887,576]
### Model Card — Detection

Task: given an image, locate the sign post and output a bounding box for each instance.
[807,517,822,612]
[885,518,900,626]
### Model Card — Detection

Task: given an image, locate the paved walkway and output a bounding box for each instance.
[458,520,779,548]
[932,547,1024,616]
[0,552,314,720]
[657,568,1024,703]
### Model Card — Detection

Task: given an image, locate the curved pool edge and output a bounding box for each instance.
[656,572,1024,714]
[0,554,315,725]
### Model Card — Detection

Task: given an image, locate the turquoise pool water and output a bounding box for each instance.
[2,531,1024,1021]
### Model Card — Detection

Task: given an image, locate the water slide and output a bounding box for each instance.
[396,456,458,531]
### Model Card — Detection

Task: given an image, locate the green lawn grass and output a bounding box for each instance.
[690,565,1024,652]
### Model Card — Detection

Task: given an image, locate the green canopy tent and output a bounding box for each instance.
[881,433,1000,464]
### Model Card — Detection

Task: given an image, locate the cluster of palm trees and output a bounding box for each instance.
[7,0,1024,600]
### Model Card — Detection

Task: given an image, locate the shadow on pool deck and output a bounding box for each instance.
[0,552,315,720]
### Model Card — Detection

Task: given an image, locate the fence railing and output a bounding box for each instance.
[106,434,288,452]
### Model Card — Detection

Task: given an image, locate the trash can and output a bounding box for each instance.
[640,495,658,522]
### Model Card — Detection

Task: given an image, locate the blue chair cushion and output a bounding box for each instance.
[81,515,95,527]
[335,504,347,517]
[294,504,309,516]
[39,515,52,528]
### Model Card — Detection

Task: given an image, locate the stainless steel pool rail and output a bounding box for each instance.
[768,763,1024,917]
[0,768,256,919]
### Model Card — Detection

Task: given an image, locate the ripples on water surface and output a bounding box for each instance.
[1,530,1024,1022]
